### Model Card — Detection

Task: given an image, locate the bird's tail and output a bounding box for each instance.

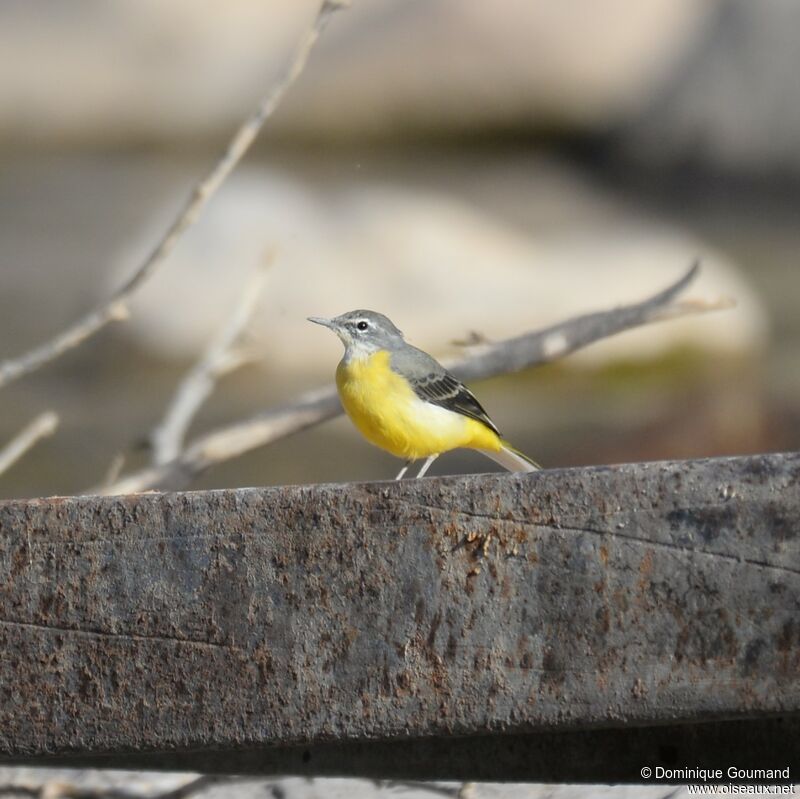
[479,443,540,473]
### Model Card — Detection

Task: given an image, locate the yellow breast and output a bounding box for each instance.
[335,350,501,460]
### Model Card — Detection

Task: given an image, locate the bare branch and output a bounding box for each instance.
[94,262,726,495]
[448,259,705,380]
[0,0,347,391]
[95,384,339,494]
[150,262,270,465]
[0,411,59,478]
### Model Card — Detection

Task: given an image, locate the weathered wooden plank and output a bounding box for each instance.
[0,452,798,781]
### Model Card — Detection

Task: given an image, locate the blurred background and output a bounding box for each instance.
[0,0,798,499]
[0,2,799,797]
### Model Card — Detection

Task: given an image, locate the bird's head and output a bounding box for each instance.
[308,309,405,357]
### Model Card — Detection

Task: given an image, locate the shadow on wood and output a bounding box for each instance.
[0,452,798,781]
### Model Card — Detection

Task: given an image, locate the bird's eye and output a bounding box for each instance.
[356,320,369,331]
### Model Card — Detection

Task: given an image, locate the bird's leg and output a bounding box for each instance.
[395,460,413,480]
[415,454,439,479]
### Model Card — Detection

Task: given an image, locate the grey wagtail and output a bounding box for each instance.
[309,310,538,479]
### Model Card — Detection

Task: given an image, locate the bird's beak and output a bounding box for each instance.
[307,316,337,330]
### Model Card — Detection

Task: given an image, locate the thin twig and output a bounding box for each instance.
[0,0,348,392]
[94,262,727,495]
[150,262,270,465]
[101,452,128,490]
[0,411,59,477]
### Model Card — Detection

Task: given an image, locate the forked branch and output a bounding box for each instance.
[150,262,270,465]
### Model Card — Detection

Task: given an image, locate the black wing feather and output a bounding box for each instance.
[409,371,501,437]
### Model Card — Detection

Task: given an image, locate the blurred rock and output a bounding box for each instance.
[277,0,713,137]
[622,0,800,175]
[5,0,800,176]
[117,164,768,374]
[0,0,711,143]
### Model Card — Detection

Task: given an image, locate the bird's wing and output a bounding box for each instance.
[391,346,501,436]
[409,371,502,436]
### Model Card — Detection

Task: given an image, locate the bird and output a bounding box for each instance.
[308,310,538,479]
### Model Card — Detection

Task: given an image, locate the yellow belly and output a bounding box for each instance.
[335,350,501,460]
